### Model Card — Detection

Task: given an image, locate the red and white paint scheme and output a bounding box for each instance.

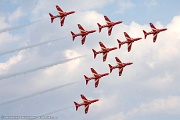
[117,32,142,52]
[108,57,133,76]
[74,94,99,114]
[84,68,109,88]
[92,42,117,62]
[71,24,96,45]
[97,16,122,36]
[143,23,167,42]
[49,5,75,26]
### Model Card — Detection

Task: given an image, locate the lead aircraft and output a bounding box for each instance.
[97,16,122,36]
[84,68,109,88]
[49,5,75,26]
[71,24,96,45]
[92,42,117,62]
[143,23,167,42]
[74,94,99,114]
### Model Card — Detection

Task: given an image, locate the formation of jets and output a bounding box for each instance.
[49,5,167,114]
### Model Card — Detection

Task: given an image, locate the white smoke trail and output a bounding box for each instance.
[0,37,67,56]
[0,81,81,105]
[0,19,47,34]
[39,106,73,117]
[25,106,73,120]
[0,56,85,81]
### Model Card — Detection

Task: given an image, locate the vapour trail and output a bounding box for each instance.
[0,56,85,81]
[0,37,67,56]
[0,81,81,105]
[39,106,73,117]
[0,19,47,34]
[26,106,73,120]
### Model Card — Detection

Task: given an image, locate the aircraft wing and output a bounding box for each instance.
[91,68,98,75]
[119,68,124,76]
[85,104,89,114]
[104,16,111,24]
[124,32,131,41]
[150,23,157,31]
[127,42,133,52]
[153,33,158,42]
[108,26,113,36]
[78,24,86,33]
[56,5,64,13]
[81,94,88,102]
[60,16,65,26]
[99,42,106,50]
[95,78,100,88]
[115,57,122,64]
[81,35,86,45]
[103,53,108,62]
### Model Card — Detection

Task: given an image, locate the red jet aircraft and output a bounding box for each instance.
[74,94,99,114]
[71,24,96,45]
[108,57,133,76]
[49,5,75,26]
[117,32,142,52]
[143,23,167,42]
[84,68,109,88]
[97,16,123,36]
[92,42,117,62]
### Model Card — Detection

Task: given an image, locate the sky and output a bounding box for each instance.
[0,0,180,120]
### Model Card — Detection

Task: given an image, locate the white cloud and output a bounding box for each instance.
[127,96,180,116]
[104,112,125,120]
[8,7,24,23]
[64,50,83,72]
[0,53,23,72]
[142,73,173,90]
[116,0,135,14]
[0,16,9,28]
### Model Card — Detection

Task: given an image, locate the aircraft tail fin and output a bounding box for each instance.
[84,75,90,85]
[71,31,76,41]
[97,23,102,33]
[92,49,98,59]
[117,39,122,49]
[143,30,147,39]
[49,13,54,23]
[74,102,79,111]
[108,64,113,73]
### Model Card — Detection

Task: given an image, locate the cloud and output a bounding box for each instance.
[0,53,23,72]
[142,73,173,90]
[8,7,24,23]
[127,96,180,116]
[116,0,135,14]
[104,112,125,120]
